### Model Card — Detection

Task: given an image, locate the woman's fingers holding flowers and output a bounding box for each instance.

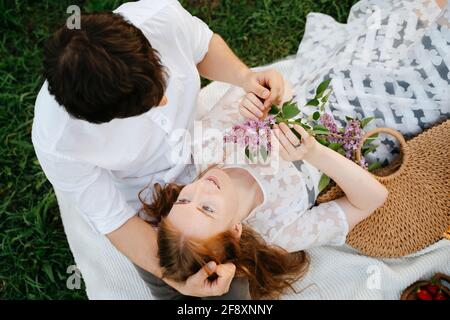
[279,122,301,147]
[292,124,310,141]
[272,124,299,160]
[272,135,292,161]
[272,123,318,161]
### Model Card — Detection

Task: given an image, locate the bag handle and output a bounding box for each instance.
[444,226,450,241]
[355,127,408,181]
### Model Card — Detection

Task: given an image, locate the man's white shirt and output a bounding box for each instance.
[31,0,213,234]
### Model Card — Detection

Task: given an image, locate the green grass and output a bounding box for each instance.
[0,0,358,299]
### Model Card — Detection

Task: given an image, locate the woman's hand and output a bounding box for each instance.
[272,122,319,162]
[238,69,285,120]
[163,261,236,297]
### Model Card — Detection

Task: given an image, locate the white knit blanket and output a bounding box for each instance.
[56,57,449,300]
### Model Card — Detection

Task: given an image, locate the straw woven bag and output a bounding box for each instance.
[316,120,450,258]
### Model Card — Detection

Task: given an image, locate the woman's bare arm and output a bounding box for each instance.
[273,123,388,231]
[305,143,388,228]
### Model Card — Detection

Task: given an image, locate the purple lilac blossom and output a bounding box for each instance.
[223,116,274,155]
[319,113,340,144]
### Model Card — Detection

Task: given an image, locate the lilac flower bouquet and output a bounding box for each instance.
[224,79,381,191]
[223,116,275,163]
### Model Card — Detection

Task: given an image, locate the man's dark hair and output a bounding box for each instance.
[43,12,167,123]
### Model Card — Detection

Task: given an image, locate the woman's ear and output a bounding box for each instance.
[231,222,243,239]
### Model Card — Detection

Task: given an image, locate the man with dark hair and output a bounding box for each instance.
[32,0,285,299]
[42,12,168,124]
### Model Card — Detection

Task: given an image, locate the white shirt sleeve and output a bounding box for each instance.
[130,0,214,65]
[270,201,350,252]
[174,2,214,64]
[34,148,137,235]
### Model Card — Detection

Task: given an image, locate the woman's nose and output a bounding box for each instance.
[197,179,215,194]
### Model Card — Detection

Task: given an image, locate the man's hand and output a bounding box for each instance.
[163,261,236,297]
[196,34,285,120]
[239,69,285,120]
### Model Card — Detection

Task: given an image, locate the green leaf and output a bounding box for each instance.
[293,120,311,130]
[306,98,319,106]
[368,162,382,172]
[313,124,328,131]
[312,130,329,135]
[268,105,280,115]
[312,111,321,121]
[345,115,354,121]
[362,144,378,156]
[260,146,269,162]
[282,102,300,119]
[328,142,342,151]
[300,123,312,130]
[312,130,330,135]
[363,133,379,146]
[275,116,285,124]
[363,139,375,147]
[316,137,329,146]
[318,174,331,193]
[315,79,332,98]
[320,89,332,104]
[337,147,346,156]
[245,147,255,163]
[360,117,374,128]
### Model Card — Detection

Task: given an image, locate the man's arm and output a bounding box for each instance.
[197,33,285,117]
[107,216,236,297]
[175,1,284,118]
[33,148,235,296]
[106,216,162,277]
[196,34,250,89]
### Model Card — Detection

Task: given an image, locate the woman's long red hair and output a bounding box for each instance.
[140,182,310,299]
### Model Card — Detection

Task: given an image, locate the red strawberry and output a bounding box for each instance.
[425,283,440,297]
[416,287,433,300]
[434,291,448,300]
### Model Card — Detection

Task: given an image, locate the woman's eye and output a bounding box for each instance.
[202,205,214,213]
[176,199,189,204]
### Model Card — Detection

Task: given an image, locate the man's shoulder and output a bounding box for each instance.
[32,81,159,166]
[32,81,70,151]
[114,0,180,28]
[32,82,98,160]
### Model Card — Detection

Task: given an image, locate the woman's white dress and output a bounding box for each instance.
[191,94,350,253]
[289,0,449,164]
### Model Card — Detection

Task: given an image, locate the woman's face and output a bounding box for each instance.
[166,167,241,240]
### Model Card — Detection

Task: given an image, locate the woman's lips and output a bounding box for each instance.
[206,175,220,190]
